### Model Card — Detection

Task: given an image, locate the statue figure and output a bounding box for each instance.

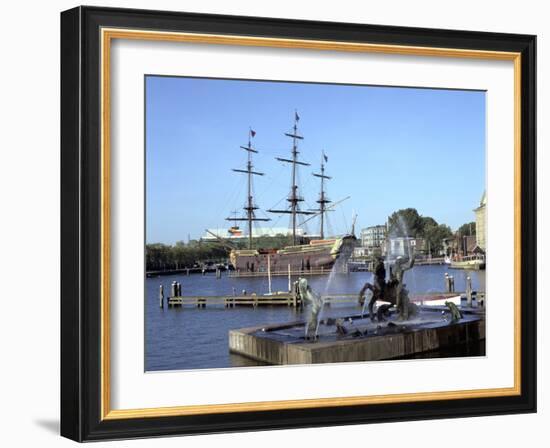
[297,278,325,340]
[445,301,463,323]
[359,282,381,322]
[359,256,385,321]
[358,243,417,321]
[376,303,393,321]
[373,256,386,294]
[335,318,348,336]
[393,252,415,320]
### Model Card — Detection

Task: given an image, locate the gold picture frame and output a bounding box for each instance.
[61,6,536,441]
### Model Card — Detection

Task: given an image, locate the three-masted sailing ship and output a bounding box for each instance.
[221,112,356,275]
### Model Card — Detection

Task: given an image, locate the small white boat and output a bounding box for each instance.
[413,295,462,306]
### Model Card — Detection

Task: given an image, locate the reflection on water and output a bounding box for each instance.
[145,265,485,371]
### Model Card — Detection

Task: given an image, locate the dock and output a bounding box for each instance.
[167,293,352,308]
[163,291,470,308]
[227,266,347,278]
[146,266,226,278]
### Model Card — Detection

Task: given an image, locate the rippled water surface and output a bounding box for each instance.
[145,266,485,371]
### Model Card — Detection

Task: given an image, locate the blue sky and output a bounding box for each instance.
[146,76,485,245]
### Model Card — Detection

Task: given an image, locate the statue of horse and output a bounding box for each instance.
[359,253,419,321]
[359,280,418,322]
[358,280,401,322]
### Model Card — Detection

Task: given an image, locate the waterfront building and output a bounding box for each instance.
[352,246,381,258]
[384,236,427,258]
[353,246,367,258]
[442,236,457,257]
[360,225,387,249]
[387,237,416,258]
[474,191,487,252]
[462,234,478,255]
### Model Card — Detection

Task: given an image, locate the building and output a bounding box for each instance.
[444,234,482,258]
[202,227,306,241]
[352,246,381,259]
[386,237,426,258]
[442,236,458,256]
[474,191,487,252]
[353,246,368,258]
[360,225,387,249]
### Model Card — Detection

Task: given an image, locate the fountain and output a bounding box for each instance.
[228,226,486,365]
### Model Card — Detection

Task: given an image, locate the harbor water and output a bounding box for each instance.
[145,265,485,371]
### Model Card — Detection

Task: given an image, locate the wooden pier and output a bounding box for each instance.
[146,266,226,278]
[163,291,473,309]
[227,266,348,278]
[167,293,350,308]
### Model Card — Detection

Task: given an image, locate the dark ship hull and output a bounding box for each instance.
[229,235,356,274]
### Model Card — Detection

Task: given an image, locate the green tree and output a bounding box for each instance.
[458,222,476,236]
[388,208,424,237]
[424,224,453,255]
[420,216,438,230]
[145,241,230,271]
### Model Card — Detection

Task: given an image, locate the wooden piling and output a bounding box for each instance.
[287,264,291,292]
[466,275,472,307]
[171,281,177,298]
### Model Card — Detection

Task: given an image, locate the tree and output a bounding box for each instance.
[458,222,476,236]
[388,208,424,237]
[387,208,454,256]
[145,241,230,271]
[424,224,453,256]
[420,216,438,230]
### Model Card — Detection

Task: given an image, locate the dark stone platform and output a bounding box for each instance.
[229,307,485,365]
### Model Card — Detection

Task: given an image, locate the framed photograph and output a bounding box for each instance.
[61,6,536,441]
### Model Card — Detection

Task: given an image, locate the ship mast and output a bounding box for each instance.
[312,151,332,239]
[226,129,270,249]
[268,111,315,245]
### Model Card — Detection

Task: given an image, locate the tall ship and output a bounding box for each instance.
[213,112,356,275]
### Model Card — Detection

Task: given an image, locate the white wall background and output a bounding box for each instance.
[0,0,546,446]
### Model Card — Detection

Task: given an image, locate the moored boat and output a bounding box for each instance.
[229,235,356,274]
[449,255,486,270]
[218,112,356,275]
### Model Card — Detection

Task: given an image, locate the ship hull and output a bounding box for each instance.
[229,235,356,274]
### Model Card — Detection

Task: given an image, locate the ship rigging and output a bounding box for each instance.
[225,129,270,249]
[267,111,316,245]
[215,111,356,276]
[311,151,332,239]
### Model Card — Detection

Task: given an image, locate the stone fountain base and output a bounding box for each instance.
[228,307,485,365]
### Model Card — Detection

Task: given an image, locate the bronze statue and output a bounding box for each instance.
[445,301,463,323]
[297,278,325,340]
[393,253,415,320]
[358,245,417,321]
